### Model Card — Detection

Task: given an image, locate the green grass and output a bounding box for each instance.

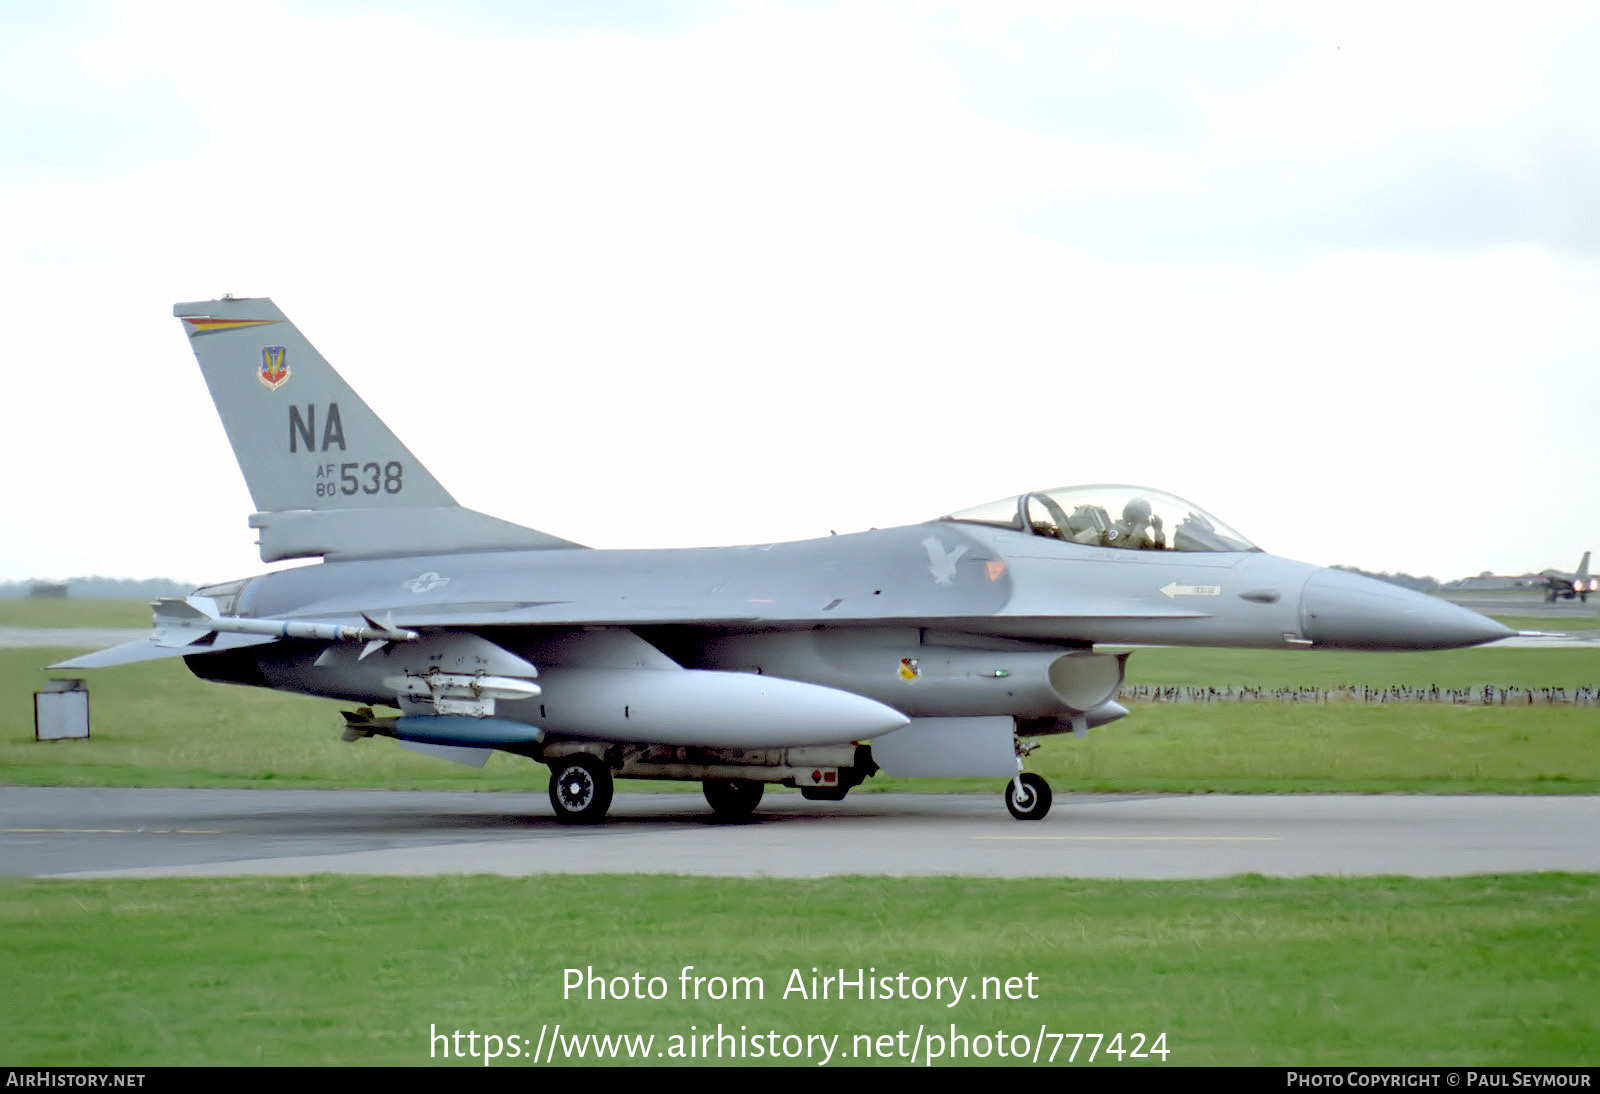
[1117,645,1599,691]
[1495,614,1600,631]
[0,598,153,628]
[1,873,1593,1066]
[1030,703,1600,794]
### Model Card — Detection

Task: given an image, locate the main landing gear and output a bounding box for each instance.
[547,754,613,824]
[702,779,765,819]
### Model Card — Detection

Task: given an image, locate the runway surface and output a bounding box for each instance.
[3,786,1594,880]
[1441,589,1600,623]
[0,627,147,650]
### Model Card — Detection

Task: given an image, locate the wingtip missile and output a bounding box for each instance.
[154,598,420,650]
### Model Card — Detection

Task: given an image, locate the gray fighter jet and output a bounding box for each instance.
[1535,552,1594,603]
[57,297,1514,823]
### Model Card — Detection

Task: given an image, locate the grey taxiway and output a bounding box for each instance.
[3,786,1594,880]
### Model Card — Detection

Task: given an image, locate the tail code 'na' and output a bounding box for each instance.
[175,297,580,562]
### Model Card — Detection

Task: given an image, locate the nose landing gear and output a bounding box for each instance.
[1004,772,1052,821]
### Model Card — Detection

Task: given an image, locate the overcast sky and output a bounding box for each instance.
[3,0,1596,587]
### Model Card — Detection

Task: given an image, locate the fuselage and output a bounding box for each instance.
[207,519,1511,657]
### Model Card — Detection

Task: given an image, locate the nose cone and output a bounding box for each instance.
[1300,568,1513,651]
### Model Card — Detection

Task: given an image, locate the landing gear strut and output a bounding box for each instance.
[548,754,613,824]
[1004,772,1052,821]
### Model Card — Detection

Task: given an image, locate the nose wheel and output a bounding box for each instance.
[1005,772,1052,821]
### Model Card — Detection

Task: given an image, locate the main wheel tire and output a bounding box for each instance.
[548,754,613,824]
[800,785,850,802]
[702,779,764,819]
[1004,772,1052,821]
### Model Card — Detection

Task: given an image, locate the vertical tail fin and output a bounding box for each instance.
[175,297,580,561]
[176,297,454,514]
[1579,552,1591,581]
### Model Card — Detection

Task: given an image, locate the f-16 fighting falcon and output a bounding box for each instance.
[56,298,1514,823]
[1535,552,1595,603]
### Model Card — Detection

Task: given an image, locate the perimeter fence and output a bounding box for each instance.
[1121,684,1600,706]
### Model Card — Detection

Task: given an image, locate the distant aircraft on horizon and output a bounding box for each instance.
[1531,552,1595,603]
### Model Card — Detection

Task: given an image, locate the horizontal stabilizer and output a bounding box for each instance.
[50,631,276,669]
[51,592,424,669]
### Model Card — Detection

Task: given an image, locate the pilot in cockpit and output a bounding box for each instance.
[1108,496,1166,550]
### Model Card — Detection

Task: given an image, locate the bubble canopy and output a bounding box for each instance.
[941,485,1259,554]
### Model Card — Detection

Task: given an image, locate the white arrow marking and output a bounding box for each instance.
[1160,581,1222,598]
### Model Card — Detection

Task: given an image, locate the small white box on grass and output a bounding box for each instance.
[34,678,90,740]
